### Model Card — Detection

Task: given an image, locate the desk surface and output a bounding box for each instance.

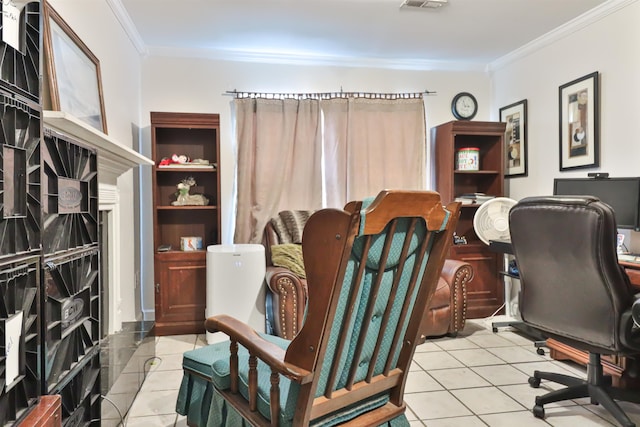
[618,253,640,265]
[621,260,640,289]
[489,239,640,286]
[621,260,640,269]
[490,239,640,265]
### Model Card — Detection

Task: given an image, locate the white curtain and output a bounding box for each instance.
[322,97,426,207]
[233,94,426,242]
[234,98,323,243]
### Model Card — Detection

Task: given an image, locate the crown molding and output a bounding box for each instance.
[488,0,637,72]
[147,46,487,72]
[106,0,149,56]
[105,0,634,73]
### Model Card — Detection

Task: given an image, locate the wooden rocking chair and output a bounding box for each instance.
[177,190,460,426]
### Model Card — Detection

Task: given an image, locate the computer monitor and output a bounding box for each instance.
[553,177,640,231]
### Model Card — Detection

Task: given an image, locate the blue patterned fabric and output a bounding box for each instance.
[178,336,404,426]
[202,388,408,427]
[177,333,295,425]
[177,195,449,426]
[317,197,440,393]
[202,389,408,427]
[309,395,405,427]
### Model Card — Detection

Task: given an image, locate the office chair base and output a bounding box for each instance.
[532,404,545,419]
[491,318,547,355]
[528,353,640,427]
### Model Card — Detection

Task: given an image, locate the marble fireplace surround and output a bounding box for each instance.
[43,111,154,335]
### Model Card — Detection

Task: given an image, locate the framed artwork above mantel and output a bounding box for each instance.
[42,0,108,134]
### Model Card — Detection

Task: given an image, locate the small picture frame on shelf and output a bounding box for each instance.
[559,71,599,171]
[499,99,527,178]
[180,237,203,251]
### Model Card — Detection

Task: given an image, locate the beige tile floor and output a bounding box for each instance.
[101,319,640,426]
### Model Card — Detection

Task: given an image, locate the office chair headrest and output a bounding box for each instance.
[517,195,601,207]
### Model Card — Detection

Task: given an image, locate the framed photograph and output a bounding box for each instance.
[559,71,599,171]
[499,99,527,178]
[43,2,108,134]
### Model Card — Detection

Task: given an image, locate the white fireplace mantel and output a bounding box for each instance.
[43,110,154,184]
[43,110,153,334]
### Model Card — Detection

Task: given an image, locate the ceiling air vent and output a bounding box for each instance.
[400,0,448,9]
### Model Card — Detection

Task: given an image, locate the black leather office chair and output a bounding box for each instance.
[509,196,640,427]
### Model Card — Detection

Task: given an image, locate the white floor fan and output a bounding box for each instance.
[473,197,547,354]
[472,197,520,320]
[473,197,546,355]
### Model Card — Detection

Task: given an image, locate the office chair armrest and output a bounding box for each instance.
[619,295,640,352]
[632,295,640,327]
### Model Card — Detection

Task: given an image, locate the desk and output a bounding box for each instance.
[621,260,640,287]
[546,260,640,388]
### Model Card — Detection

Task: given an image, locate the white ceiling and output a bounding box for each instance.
[117,0,609,70]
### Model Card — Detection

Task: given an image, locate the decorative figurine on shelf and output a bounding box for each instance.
[158,154,214,169]
[158,154,190,167]
[172,177,209,206]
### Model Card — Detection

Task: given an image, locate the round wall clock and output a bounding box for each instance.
[451,92,478,120]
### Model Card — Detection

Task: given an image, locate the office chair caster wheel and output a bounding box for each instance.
[532,404,545,419]
[536,348,545,355]
[528,376,541,388]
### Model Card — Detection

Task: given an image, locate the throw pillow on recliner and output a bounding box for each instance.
[270,210,314,244]
[270,244,306,278]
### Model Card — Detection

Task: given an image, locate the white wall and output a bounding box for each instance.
[43,0,493,322]
[46,0,143,323]
[491,1,640,200]
[492,0,640,252]
[52,0,640,321]
[139,59,492,242]
[138,59,491,318]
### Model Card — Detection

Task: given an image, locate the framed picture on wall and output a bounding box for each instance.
[559,71,599,171]
[43,1,108,134]
[499,99,527,178]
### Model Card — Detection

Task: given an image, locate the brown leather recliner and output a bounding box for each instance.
[419,258,474,339]
[262,215,473,340]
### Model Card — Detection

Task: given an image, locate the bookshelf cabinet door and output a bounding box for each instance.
[154,253,207,335]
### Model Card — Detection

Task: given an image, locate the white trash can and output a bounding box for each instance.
[206,244,266,344]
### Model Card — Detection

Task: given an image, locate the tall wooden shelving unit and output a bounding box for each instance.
[151,112,221,335]
[432,120,507,318]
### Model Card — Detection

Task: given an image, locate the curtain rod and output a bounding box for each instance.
[223,89,436,99]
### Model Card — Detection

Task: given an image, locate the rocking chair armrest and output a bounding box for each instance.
[205,314,313,383]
